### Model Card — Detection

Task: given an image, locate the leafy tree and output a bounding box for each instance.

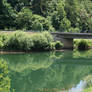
[15,8,33,30]
[51,0,71,32]
[32,14,54,31]
[0,0,16,29]
[0,0,92,32]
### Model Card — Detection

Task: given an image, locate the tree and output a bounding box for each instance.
[15,8,33,30]
[51,0,71,32]
[0,0,16,29]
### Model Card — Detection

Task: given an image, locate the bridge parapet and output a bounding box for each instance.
[51,32,92,49]
[51,32,92,39]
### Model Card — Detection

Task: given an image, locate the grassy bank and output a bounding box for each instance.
[0,31,63,52]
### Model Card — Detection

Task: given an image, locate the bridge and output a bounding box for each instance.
[51,32,92,49]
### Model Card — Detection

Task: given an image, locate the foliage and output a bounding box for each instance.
[5,31,34,51]
[15,8,33,30]
[3,31,54,51]
[84,87,92,92]
[54,41,63,50]
[51,1,69,31]
[74,39,92,49]
[77,40,89,50]
[0,0,92,32]
[0,59,10,92]
[15,8,55,31]
[32,14,55,31]
[59,18,71,32]
[0,33,8,48]
[0,0,16,29]
[31,32,54,51]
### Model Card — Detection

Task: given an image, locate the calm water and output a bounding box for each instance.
[1,50,92,92]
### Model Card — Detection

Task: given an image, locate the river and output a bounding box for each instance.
[0,50,92,92]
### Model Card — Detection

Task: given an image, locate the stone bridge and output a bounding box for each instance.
[51,32,92,49]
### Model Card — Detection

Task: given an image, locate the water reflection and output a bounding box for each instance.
[0,50,92,92]
[69,80,86,92]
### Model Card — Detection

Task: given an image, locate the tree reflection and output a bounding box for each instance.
[0,50,92,92]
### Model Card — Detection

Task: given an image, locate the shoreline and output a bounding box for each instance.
[0,48,91,54]
[0,49,65,54]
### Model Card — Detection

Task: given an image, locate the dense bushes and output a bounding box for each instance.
[0,31,63,51]
[0,33,8,49]
[30,32,54,51]
[1,32,92,51]
[5,31,34,51]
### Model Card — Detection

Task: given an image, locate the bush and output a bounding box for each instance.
[4,31,55,51]
[31,32,54,51]
[0,33,8,49]
[5,31,34,51]
[77,40,89,50]
[54,41,63,50]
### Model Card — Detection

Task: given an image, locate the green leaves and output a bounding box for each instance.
[0,59,10,92]
[0,0,92,32]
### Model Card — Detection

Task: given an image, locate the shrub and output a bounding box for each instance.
[5,31,34,51]
[54,41,63,50]
[77,40,89,50]
[0,59,10,92]
[0,33,8,49]
[31,32,54,51]
[4,31,55,51]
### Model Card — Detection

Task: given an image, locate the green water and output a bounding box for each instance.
[0,50,92,92]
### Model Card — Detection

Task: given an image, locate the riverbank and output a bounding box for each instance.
[0,31,92,51]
